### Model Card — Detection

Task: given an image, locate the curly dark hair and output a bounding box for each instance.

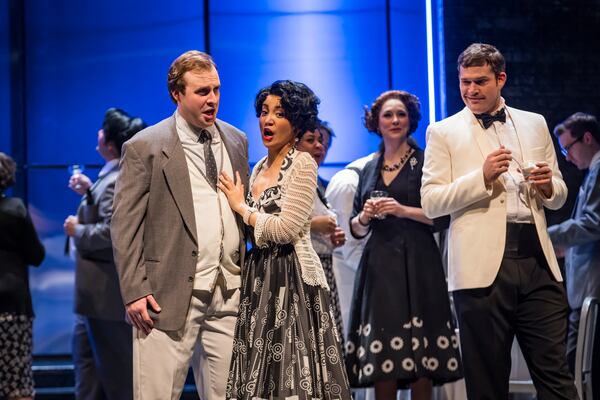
[297,119,336,150]
[0,152,17,194]
[364,90,421,137]
[102,108,147,157]
[254,80,320,137]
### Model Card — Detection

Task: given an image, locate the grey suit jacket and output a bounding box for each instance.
[111,115,249,331]
[73,164,126,321]
[549,155,600,309]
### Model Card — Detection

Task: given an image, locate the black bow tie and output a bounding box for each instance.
[475,108,506,129]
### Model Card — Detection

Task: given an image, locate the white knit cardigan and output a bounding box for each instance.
[251,149,329,289]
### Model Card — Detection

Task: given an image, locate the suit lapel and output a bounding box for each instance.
[506,106,532,161]
[77,166,117,207]
[217,122,247,186]
[215,120,250,266]
[216,121,249,252]
[88,178,102,194]
[161,119,198,245]
[462,108,495,161]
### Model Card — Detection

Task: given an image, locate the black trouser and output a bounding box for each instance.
[453,223,578,400]
[72,315,133,400]
[567,307,600,399]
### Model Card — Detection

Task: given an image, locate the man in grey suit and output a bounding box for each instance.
[64,108,146,400]
[549,112,600,390]
[111,50,249,400]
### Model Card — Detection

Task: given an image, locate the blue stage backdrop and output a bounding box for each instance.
[212,1,389,166]
[24,0,206,354]
[9,0,441,354]
[1,5,10,154]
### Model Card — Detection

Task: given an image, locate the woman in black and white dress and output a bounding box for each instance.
[346,90,462,400]
[218,80,351,399]
[0,152,45,400]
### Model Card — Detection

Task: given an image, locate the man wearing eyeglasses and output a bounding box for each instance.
[549,112,600,392]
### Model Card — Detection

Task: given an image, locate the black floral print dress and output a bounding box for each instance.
[345,149,462,388]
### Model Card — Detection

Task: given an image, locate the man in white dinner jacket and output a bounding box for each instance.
[421,43,578,399]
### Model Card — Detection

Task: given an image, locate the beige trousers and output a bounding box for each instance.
[133,280,239,400]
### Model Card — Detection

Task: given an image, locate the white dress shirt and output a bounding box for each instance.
[175,111,241,291]
[310,193,336,255]
[480,98,534,224]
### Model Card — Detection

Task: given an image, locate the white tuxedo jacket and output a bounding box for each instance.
[421,106,567,291]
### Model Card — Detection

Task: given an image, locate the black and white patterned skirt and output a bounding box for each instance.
[318,253,345,353]
[226,243,352,399]
[0,313,35,399]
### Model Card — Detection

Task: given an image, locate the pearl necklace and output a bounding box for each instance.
[381,148,414,172]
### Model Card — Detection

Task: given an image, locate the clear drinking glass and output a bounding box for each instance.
[522,147,546,179]
[68,164,85,189]
[370,190,388,219]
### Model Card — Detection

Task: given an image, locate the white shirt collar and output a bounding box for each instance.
[175,110,220,143]
[491,97,506,115]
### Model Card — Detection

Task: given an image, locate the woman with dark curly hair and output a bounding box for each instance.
[218,80,351,399]
[0,152,45,400]
[345,91,462,399]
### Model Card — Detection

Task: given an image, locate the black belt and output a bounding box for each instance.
[504,223,543,259]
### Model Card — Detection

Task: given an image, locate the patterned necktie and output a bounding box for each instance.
[199,129,218,191]
[475,107,507,129]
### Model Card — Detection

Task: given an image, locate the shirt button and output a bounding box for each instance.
[191,250,198,257]
[500,199,505,204]
[188,276,193,283]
